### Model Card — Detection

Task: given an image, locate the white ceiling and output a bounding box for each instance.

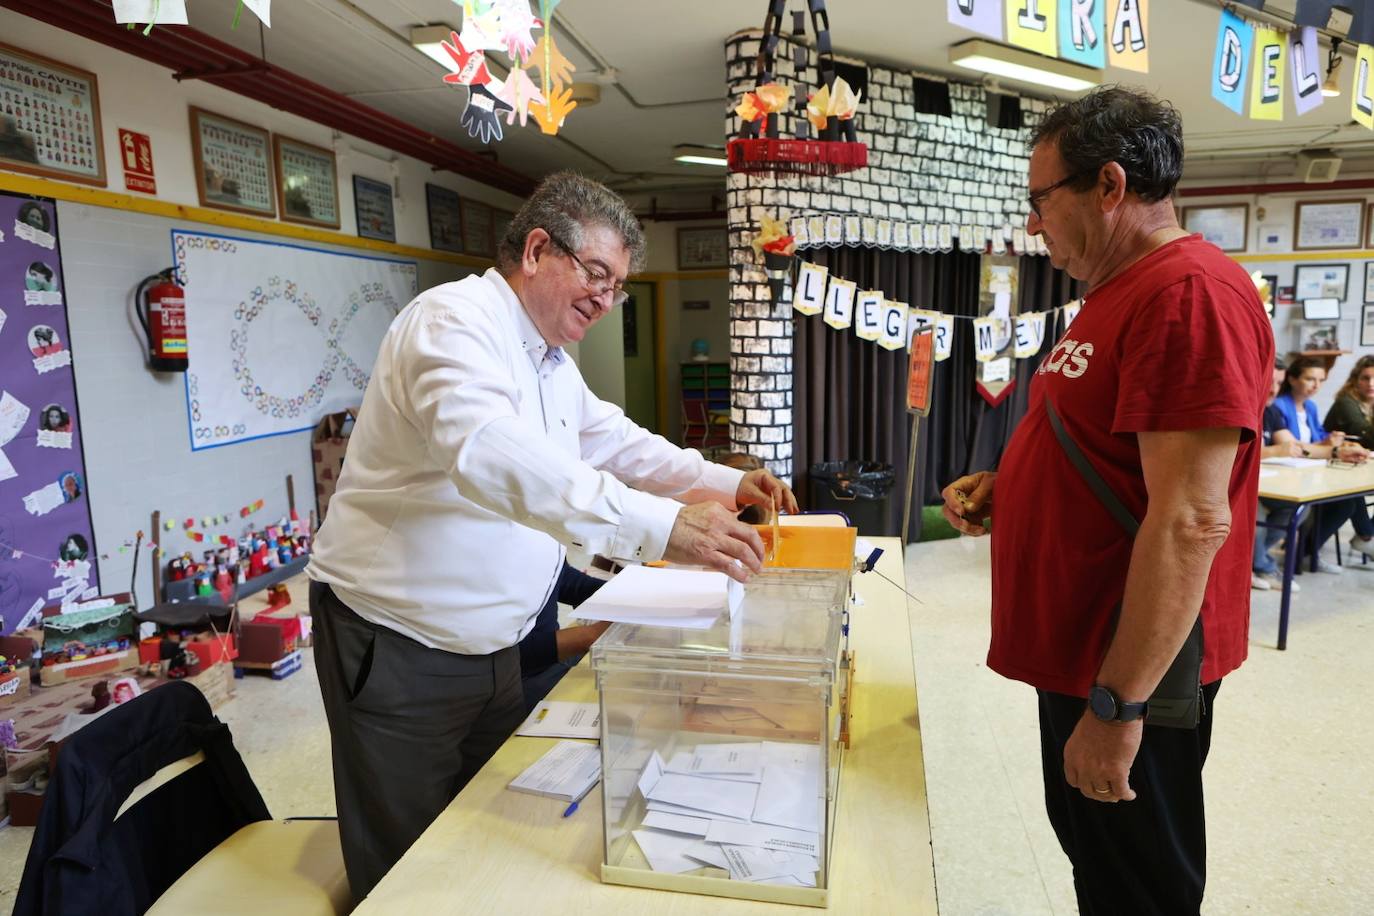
[179,0,1374,195]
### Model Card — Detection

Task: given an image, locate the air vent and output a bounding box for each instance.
[1296,149,1342,183]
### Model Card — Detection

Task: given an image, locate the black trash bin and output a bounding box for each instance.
[808,461,897,535]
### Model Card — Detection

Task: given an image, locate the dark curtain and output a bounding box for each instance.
[793,248,1080,541]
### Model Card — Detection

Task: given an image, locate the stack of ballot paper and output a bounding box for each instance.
[626,741,824,887]
[575,566,745,630]
[507,740,601,803]
[515,700,600,740]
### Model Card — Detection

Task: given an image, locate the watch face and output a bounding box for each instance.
[1089,686,1116,720]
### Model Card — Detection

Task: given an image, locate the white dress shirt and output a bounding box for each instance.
[307,268,744,654]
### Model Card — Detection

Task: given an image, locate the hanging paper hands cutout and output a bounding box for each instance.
[463,84,514,143]
[529,84,577,135]
[458,0,504,52]
[494,0,542,64]
[441,31,493,86]
[531,33,576,90]
[496,67,546,126]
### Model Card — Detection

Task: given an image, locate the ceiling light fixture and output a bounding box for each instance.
[410,24,457,69]
[673,144,729,167]
[948,39,1099,94]
[1322,38,1343,97]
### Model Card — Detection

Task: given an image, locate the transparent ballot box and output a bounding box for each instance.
[591,526,856,907]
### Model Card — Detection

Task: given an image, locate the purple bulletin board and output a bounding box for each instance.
[0,192,99,636]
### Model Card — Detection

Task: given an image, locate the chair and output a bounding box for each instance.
[681,398,730,452]
[15,681,348,916]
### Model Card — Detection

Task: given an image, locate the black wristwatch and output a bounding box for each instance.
[1088,685,1148,723]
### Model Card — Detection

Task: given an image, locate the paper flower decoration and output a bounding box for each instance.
[806,77,862,131]
[735,83,793,124]
[736,93,767,124]
[752,214,797,257]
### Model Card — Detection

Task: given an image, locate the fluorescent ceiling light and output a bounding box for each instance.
[674,144,728,167]
[948,39,1099,93]
[411,25,457,69]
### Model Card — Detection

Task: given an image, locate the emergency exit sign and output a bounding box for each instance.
[119,129,156,194]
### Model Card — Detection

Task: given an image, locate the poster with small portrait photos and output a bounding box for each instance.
[0,43,106,187]
[274,135,340,229]
[190,107,275,217]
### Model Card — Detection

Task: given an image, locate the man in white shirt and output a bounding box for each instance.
[307,172,796,900]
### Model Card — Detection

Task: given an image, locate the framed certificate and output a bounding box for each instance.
[677,226,728,269]
[460,197,495,257]
[190,107,275,216]
[0,42,106,186]
[1294,198,1364,250]
[1294,263,1349,301]
[352,175,395,242]
[1182,204,1247,252]
[273,134,340,229]
[425,183,463,253]
[1362,305,1374,347]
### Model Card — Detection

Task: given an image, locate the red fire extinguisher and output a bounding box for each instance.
[135,268,188,372]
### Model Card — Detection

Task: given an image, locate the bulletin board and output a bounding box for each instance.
[0,191,100,635]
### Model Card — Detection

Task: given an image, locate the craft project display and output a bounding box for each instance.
[163,515,310,605]
[172,231,417,450]
[436,0,579,143]
[0,192,100,639]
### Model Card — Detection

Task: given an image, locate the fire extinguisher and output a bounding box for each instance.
[135,268,188,372]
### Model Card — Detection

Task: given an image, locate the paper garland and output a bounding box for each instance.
[785,217,1048,256]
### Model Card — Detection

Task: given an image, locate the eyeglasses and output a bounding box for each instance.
[1027,169,1095,219]
[546,231,629,308]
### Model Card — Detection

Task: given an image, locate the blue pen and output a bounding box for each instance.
[562,801,580,817]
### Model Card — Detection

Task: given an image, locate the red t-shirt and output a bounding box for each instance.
[988,234,1274,697]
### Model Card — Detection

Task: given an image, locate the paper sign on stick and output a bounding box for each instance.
[854,291,884,342]
[879,301,909,351]
[823,278,856,330]
[793,263,828,316]
[909,309,940,348]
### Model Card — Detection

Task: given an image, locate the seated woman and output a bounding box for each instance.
[518,561,607,712]
[1271,357,1374,568]
[1324,355,1374,450]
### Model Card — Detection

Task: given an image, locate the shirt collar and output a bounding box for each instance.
[484,268,565,370]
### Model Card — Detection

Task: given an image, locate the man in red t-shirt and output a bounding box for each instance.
[942,88,1273,915]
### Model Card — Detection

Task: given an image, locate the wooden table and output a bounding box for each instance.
[354,537,936,914]
[1258,462,1374,649]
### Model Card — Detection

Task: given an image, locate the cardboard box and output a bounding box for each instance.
[187,632,237,669]
[311,407,358,522]
[39,647,140,687]
[0,669,31,708]
[238,620,294,666]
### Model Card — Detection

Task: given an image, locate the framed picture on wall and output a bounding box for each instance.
[1294,263,1349,301]
[425,183,463,253]
[1364,261,1374,303]
[273,135,340,229]
[0,42,106,187]
[677,226,728,269]
[1182,204,1248,252]
[190,107,275,216]
[353,175,395,242]
[460,197,495,258]
[492,208,515,254]
[1294,199,1365,250]
[1363,305,1374,347]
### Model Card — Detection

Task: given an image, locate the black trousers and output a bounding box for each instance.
[1038,681,1222,916]
[310,582,526,903]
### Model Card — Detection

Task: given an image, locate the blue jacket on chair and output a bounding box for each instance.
[1270,393,1328,443]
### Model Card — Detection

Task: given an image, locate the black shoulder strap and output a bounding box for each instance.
[1044,393,1140,538]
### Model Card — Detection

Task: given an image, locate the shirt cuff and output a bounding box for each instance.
[610,488,683,563]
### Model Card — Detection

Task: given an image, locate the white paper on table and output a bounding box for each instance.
[0,392,30,446]
[664,750,759,783]
[36,430,72,450]
[515,700,600,740]
[1260,457,1327,468]
[705,820,820,857]
[632,828,707,873]
[14,222,55,249]
[721,845,819,882]
[243,0,272,27]
[646,800,749,823]
[646,772,760,820]
[636,750,665,799]
[506,739,600,801]
[641,810,710,836]
[0,447,15,483]
[23,291,63,307]
[112,0,189,25]
[576,566,741,629]
[23,483,64,517]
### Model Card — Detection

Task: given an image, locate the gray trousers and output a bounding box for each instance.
[310,581,526,903]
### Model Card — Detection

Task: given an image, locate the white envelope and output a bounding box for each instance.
[752,762,822,832]
[705,820,819,857]
[646,800,749,823]
[641,811,711,836]
[647,773,760,820]
[632,828,707,874]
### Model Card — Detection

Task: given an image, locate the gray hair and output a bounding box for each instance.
[496,171,646,273]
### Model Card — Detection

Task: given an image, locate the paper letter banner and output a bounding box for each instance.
[933,315,955,362]
[909,309,940,348]
[1250,28,1286,119]
[1212,10,1251,114]
[972,316,1000,362]
[1355,44,1374,129]
[1007,0,1057,56]
[879,301,909,351]
[793,262,828,316]
[1108,0,1149,72]
[949,0,1003,40]
[1013,312,1048,357]
[1059,0,1106,67]
[823,278,857,329]
[854,291,884,341]
[1290,27,1324,116]
[174,231,418,450]
[1062,299,1083,327]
